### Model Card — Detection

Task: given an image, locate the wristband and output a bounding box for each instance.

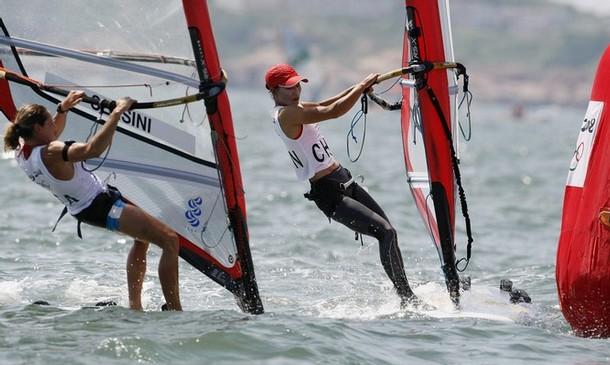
[56,104,67,114]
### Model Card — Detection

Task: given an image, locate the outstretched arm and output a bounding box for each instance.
[281,73,378,126]
[47,97,135,162]
[301,85,354,108]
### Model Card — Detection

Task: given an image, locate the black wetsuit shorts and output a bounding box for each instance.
[305,166,356,217]
[74,185,125,230]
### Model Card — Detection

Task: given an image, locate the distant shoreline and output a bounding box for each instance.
[209,0,608,107]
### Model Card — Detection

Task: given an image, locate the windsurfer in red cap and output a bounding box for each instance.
[265,63,419,307]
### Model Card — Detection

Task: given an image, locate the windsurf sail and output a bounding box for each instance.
[0,0,263,314]
[369,0,474,307]
[556,45,610,338]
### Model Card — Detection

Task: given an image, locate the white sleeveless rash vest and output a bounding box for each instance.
[16,145,105,215]
[272,106,336,181]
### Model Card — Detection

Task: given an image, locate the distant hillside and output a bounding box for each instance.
[208,0,610,106]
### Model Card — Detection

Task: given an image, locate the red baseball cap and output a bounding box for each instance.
[265,64,308,89]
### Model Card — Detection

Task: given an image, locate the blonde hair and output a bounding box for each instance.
[3,104,49,151]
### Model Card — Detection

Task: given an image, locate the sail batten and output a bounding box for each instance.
[0,35,201,88]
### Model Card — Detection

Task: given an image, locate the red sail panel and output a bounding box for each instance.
[556,45,610,337]
[0,60,18,120]
[401,0,459,304]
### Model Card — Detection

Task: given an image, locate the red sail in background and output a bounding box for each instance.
[556,45,610,337]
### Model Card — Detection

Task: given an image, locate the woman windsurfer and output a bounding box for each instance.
[3,91,182,311]
[265,63,419,307]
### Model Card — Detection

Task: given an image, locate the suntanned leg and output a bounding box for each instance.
[127,239,149,311]
[117,204,182,311]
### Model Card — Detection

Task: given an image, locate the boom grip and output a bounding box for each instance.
[101,99,117,111]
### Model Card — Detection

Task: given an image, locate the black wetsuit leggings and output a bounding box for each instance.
[307,166,415,301]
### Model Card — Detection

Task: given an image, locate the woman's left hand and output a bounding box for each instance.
[360,73,379,93]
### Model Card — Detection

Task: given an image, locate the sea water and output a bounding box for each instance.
[1,89,608,364]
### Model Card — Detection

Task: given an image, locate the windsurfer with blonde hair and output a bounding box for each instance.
[265,63,419,307]
[3,91,182,311]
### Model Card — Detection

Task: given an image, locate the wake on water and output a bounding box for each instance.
[306,281,535,324]
[414,282,533,323]
[0,266,535,325]
[0,277,125,311]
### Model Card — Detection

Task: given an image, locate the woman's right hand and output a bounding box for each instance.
[113,97,136,114]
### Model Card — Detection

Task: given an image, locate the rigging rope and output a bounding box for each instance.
[42,82,161,96]
[424,85,473,272]
[458,86,473,141]
[81,110,112,173]
[346,94,369,163]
